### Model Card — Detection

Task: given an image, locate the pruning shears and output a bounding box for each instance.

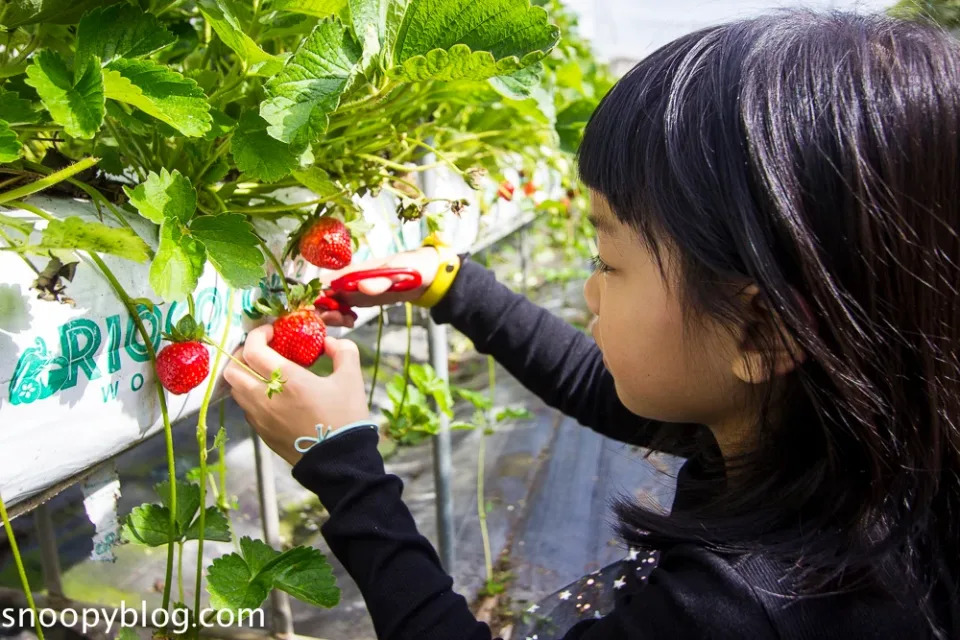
[313,267,423,318]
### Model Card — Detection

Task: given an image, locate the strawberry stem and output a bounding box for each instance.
[87,250,178,617]
[0,491,45,640]
[369,306,385,409]
[396,303,414,418]
[194,287,235,638]
[258,238,292,300]
[201,336,277,388]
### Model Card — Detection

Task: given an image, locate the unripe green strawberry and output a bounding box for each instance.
[299,217,352,270]
[270,309,327,367]
[156,341,210,395]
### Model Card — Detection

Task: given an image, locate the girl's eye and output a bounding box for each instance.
[591,254,613,273]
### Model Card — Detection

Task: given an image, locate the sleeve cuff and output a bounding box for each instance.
[290,427,384,512]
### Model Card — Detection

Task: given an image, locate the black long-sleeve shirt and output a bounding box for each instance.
[290,259,929,639]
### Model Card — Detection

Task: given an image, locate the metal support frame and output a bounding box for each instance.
[251,429,294,638]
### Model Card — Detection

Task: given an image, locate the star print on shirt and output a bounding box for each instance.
[613,576,627,590]
[626,548,640,562]
[526,604,540,614]
[559,590,572,601]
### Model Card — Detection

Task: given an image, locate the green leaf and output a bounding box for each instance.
[156,480,201,534]
[0,212,35,236]
[496,406,533,422]
[388,0,559,82]
[272,545,340,608]
[260,18,362,144]
[198,0,284,77]
[0,0,113,28]
[76,3,176,68]
[454,387,492,410]
[184,507,232,543]
[190,213,266,288]
[0,88,42,125]
[122,503,176,547]
[348,0,390,56]
[124,169,197,225]
[273,0,347,18]
[0,120,22,163]
[489,62,544,99]
[24,50,104,139]
[207,538,339,612]
[151,222,206,303]
[103,59,212,137]
[292,166,342,197]
[29,216,151,262]
[556,99,595,154]
[232,112,303,182]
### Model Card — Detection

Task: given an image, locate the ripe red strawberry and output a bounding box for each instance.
[523,181,537,196]
[299,217,352,270]
[156,341,210,395]
[497,180,515,201]
[270,309,327,367]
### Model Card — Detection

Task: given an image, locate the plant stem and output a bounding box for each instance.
[477,427,493,588]
[228,195,344,214]
[0,492,45,640]
[217,399,228,511]
[0,156,100,206]
[0,227,40,275]
[177,541,185,604]
[368,306,385,409]
[396,303,413,418]
[87,251,178,616]
[194,288,235,636]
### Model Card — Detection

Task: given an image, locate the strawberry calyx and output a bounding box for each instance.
[161,314,206,344]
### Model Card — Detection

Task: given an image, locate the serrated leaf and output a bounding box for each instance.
[0,0,113,28]
[348,0,389,57]
[103,58,212,137]
[198,0,284,77]
[124,169,197,225]
[207,538,338,613]
[273,0,346,18]
[272,545,339,608]
[0,88,42,125]
[27,216,151,262]
[156,480,201,534]
[489,62,544,99]
[454,387,492,410]
[260,18,362,144]
[190,213,266,288]
[151,222,206,303]
[388,0,559,82]
[122,503,176,547]
[232,112,302,182]
[76,3,176,69]
[184,507,232,543]
[24,50,104,139]
[0,120,21,163]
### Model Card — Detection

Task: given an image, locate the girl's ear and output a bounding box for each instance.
[730,284,808,384]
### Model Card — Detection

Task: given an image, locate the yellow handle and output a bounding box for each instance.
[413,233,462,308]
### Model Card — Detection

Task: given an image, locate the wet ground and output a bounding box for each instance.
[1,250,683,640]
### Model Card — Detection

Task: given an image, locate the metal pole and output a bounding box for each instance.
[251,430,294,637]
[427,316,455,572]
[418,141,456,572]
[34,504,64,599]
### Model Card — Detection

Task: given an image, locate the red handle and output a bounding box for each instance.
[328,267,423,293]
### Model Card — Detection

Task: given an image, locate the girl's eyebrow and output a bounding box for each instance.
[588,213,614,234]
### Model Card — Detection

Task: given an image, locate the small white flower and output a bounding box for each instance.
[613,576,627,590]
[559,590,573,601]
[526,603,540,614]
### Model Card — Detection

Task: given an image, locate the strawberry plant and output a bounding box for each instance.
[0,0,614,634]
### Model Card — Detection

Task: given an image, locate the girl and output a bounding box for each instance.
[223,10,960,639]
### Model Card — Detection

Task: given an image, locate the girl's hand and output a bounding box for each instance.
[316,247,444,328]
[223,323,370,466]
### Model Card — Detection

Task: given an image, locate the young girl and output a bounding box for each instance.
[223,10,960,640]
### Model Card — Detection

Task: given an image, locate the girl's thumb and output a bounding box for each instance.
[357,277,394,296]
[323,337,361,373]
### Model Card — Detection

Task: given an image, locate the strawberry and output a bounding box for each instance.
[270,309,326,367]
[255,280,328,367]
[299,217,352,270]
[523,181,537,196]
[157,315,209,395]
[498,180,515,201]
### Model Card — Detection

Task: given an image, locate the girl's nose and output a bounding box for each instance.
[583,271,600,316]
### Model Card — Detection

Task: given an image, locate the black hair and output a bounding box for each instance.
[578,10,960,638]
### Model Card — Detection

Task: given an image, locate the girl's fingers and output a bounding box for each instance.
[357,277,394,296]
[323,337,361,374]
[242,323,295,377]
